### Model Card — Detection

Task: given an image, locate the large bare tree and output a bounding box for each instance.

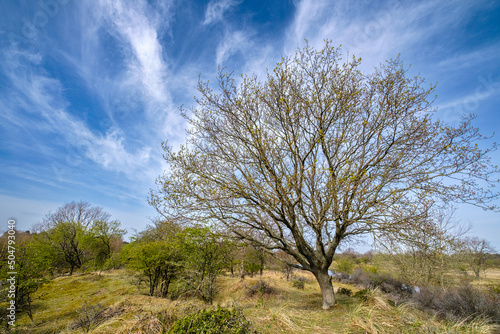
[150,42,499,309]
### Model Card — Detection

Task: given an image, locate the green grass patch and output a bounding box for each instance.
[14,270,136,333]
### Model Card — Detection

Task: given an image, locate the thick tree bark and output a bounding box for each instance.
[314,269,335,309]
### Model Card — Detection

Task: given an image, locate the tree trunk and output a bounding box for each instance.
[474,268,480,278]
[260,251,264,276]
[239,261,245,281]
[314,269,335,309]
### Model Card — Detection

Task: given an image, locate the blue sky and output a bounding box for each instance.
[1,0,499,249]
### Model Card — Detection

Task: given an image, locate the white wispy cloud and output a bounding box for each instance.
[203,0,241,25]
[285,0,332,53]
[279,0,500,132]
[215,29,254,65]
[240,43,277,81]
[1,47,157,179]
[60,0,182,144]
[96,0,171,107]
[436,81,500,115]
[436,42,500,71]
[284,0,497,71]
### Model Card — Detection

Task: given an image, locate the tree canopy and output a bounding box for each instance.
[150,41,499,309]
[34,201,125,275]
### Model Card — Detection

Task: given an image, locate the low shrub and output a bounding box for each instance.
[245,280,275,297]
[71,303,106,332]
[411,283,500,324]
[489,283,500,295]
[292,280,305,289]
[291,276,308,289]
[128,300,206,333]
[332,271,350,281]
[339,267,500,325]
[71,303,124,332]
[338,267,414,301]
[349,268,372,287]
[353,289,370,301]
[337,287,352,296]
[168,306,257,333]
[291,275,310,282]
[128,312,168,334]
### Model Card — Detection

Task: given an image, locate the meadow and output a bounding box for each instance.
[10,266,500,334]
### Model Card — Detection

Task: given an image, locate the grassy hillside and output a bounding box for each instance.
[10,270,500,333]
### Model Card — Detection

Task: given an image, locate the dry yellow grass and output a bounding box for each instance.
[483,268,500,281]
[219,271,357,334]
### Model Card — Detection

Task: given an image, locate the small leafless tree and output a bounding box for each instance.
[377,206,467,286]
[461,237,496,278]
[150,42,499,309]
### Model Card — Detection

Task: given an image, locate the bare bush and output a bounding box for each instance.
[71,303,106,332]
[71,303,123,332]
[411,284,500,324]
